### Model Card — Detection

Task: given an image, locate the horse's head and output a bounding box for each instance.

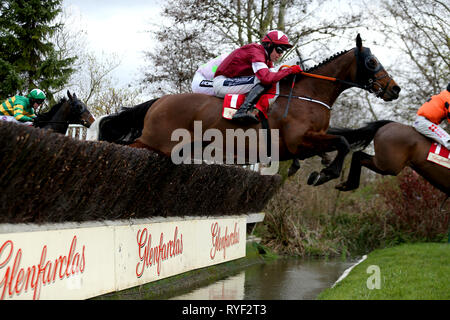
[67,90,96,128]
[353,34,400,101]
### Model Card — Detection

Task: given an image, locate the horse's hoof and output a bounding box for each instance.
[335,183,346,191]
[307,171,320,185]
[335,182,355,191]
[313,173,329,186]
[313,171,339,186]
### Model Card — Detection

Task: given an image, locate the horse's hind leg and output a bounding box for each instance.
[335,151,388,191]
[335,151,369,191]
[307,135,350,186]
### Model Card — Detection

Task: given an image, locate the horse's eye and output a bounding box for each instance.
[74,102,83,112]
[366,57,378,71]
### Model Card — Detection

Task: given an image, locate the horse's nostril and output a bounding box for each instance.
[393,86,401,95]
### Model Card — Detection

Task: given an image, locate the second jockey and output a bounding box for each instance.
[213,30,302,124]
[0,88,46,125]
[413,82,450,150]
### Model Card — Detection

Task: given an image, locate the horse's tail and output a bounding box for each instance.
[95,98,159,144]
[327,120,393,150]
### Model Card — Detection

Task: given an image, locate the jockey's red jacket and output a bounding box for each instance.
[214,43,294,86]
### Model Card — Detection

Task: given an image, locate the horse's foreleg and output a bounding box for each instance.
[307,135,350,186]
[128,139,172,158]
[128,140,151,149]
[288,153,331,178]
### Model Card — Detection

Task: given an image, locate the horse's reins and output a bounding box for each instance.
[279,68,386,115]
[279,69,351,115]
[283,59,300,118]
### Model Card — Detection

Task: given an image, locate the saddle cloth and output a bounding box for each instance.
[222,83,279,121]
[427,142,450,169]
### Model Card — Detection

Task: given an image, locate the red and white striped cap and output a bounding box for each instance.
[261,30,293,47]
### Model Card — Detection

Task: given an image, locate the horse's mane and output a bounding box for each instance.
[35,98,67,122]
[279,49,351,71]
[281,49,352,82]
[304,49,351,73]
[279,49,352,84]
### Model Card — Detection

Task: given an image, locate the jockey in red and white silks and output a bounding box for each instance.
[213,30,302,124]
[413,83,450,149]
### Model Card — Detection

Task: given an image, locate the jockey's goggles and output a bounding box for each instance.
[275,46,286,54]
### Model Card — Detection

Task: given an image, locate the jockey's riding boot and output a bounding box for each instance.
[232,84,267,124]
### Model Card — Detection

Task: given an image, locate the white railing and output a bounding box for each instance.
[66,124,87,140]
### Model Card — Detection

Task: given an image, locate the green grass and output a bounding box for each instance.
[317,243,450,300]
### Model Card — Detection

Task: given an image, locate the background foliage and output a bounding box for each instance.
[257,159,449,257]
[0,0,75,103]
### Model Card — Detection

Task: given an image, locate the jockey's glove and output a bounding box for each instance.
[290,65,303,74]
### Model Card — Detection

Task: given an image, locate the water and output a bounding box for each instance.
[171,258,355,300]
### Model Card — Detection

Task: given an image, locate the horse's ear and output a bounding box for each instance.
[73,92,77,99]
[356,34,362,50]
[67,90,73,100]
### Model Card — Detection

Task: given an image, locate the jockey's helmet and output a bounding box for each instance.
[28,88,46,104]
[261,30,293,50]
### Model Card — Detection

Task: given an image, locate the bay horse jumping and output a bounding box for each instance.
[34,91,95,134]
[325,120,450,196]
[113,35,401,185]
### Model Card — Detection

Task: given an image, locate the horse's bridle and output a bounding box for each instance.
[35,98,90,127]
[354,47,391,98]
[288,48,392,96]
[70,98,91,127]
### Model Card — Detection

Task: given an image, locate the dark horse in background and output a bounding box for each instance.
[89,34,400,186]
[34,91,95,134]
[323,120,449,196]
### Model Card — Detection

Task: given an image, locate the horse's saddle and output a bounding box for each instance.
[221,83,279,121]
[427,142,450,169]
